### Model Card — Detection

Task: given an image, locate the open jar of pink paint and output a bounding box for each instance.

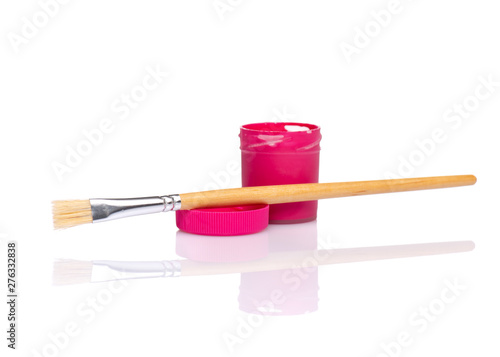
[239,122,321,223]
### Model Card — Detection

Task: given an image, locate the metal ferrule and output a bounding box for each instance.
[90,194,181,223]
[90,260,182,282]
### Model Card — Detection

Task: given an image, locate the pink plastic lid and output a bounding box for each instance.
[175,204,269,236]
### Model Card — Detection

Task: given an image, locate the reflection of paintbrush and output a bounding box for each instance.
[52,175,476,229]
[53,241,474,285]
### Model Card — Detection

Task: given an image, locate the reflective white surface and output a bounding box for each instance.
[1,0,499,356]
[7,210,491,357]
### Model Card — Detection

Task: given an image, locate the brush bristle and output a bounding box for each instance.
[52,200,93,230]
[53,259,93,285]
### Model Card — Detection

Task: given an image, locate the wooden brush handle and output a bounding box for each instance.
[179,175,476,210]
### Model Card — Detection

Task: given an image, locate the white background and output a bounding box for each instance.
[1,0,499,356]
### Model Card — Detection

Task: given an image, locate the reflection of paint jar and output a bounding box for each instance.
[238,221,319,316]
[239,122,321,223]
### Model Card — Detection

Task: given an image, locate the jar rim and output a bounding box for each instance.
[241,122,320,134]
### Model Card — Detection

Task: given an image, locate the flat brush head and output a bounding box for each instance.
[53,259,93,285]
[52,199,93,230]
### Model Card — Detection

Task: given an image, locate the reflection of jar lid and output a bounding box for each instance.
[176,229,269,263]
[176,204,269,236]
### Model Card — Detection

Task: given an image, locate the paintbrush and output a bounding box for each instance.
[52,175,476,229]
[53,240,475,285]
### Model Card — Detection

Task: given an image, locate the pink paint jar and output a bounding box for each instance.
[240,122,321,223]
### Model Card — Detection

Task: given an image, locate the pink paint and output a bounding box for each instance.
[239,221,319,315]
[240,122,321,223]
